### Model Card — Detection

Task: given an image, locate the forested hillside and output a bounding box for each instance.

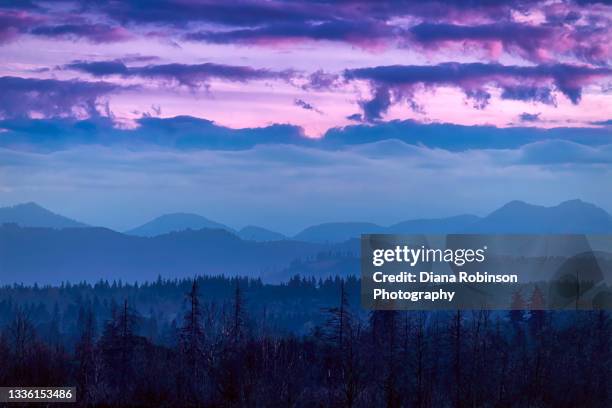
[0,276,610,407]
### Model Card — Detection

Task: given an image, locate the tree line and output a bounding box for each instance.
[0,276,610,407]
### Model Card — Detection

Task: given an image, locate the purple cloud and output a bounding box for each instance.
[0,0,540,49]
[0,76,122,119]
[1,0,609,67]
[0,0,38,9]
[65,60,129,76]
[519,112,542,122]
[409,23,553,61]
[0,0,609,133]
[0,10,39,44]
[294,99,322,114]
[31,23,131,43]
[359,87,392,122]
[344,63,612,121]
[89,0,535,28]
[65,60,294,87]
[409,21,611,65]
[186,20,397,49]
[84,0,329,27]
[304,70,342,91]
[361,0,533,22]
[500,86,557,105]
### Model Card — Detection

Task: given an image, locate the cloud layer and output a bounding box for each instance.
[0,77,122,119]
[0,0,609,133]
[344,63,611,120]
[65,60,294,88]
[2,116,611,152]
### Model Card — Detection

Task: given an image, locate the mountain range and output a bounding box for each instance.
[0,224,337,285]
[1,199,611,284]
[2,199,612,243]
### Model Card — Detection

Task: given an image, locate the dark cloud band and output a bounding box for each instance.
[65,60,294,87]
[0,77,123,119]
[344,63,612,121]
[1,116,610,153]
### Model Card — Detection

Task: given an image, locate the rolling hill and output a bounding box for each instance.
[293,222,385,243]
[126,213,234,236]
[0,224,328,285]
[1,199,611,285]
[470,199,612,233]
[0,202,87,228]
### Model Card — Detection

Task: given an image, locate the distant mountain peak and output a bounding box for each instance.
[19,201,39,206]
[126,212,234,237]
[501,199,529,207]
[293,222,384,243]
[152,212,210,221]
[9,201,46,210]
[492,199,604,215]
[292,199,612,242]
[0,202,87,229]
[557,198,594,208]
[476,199,612,233]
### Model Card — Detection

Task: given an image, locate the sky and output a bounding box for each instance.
[0,0,611,234]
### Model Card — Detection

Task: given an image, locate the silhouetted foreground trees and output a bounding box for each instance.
[0,276,610,407]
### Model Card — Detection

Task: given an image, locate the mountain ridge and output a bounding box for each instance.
[471,199,612,233]
[0,202,87,229]
[2,199,612,285]
[2,199,611,242]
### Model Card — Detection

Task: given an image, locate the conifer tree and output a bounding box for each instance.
[75,305,97,405]
[527,286,547,335]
